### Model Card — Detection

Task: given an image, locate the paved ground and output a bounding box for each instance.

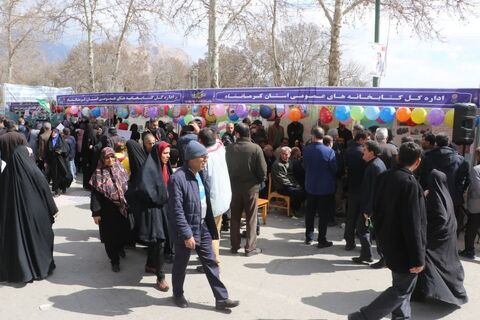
[1,180,480,320]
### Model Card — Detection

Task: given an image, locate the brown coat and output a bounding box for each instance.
[38,130,51,160]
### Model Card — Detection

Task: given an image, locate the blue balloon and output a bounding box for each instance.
[229,113,239,122]
[260,105,273,119]
[365,106,380,120]
[379,107,396,123]
[91,107,101,118]
[334,105,351,122]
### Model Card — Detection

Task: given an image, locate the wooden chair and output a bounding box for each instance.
[267,174,291,217]
[257,198,269,224]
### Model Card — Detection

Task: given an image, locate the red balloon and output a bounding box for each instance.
[88,105,96,110]
[406,118,417,127]
[319,107,333,124]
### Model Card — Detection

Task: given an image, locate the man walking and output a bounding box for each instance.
[168,141,239,311]
[303,126,337,247]
[226,123,267,256]
[349,142,427,320]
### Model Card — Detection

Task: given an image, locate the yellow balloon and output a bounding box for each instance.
[411,108,427,124]
[445,109,455,128]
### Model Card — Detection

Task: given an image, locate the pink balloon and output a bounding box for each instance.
[213,104,227,117]
[135,105,143,115]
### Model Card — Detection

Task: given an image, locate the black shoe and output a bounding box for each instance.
[215,299,240,310]
[370,258,386,269]
[317,241,333,249]
[112,264,120,272]
[230,248,239,254]
[241,231,247,238]
[196,265,205,273]
[173,295,189,308]
[245,248,262,257]
[345,243,356,251]
[119,249,126,258]
[256,227,260,236]
[459,249,475,259]
[348,311,365,320]
[305,239,313,245]
[221,225,229,232]
[351,256,373,264]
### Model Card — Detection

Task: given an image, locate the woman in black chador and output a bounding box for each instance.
[0,146,58,283]
[46,128,72,196]
[90,147,130,272]
[413,169,468,306]
[132,141,172,292]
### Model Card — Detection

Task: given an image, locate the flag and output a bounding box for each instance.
[37,99,51,113]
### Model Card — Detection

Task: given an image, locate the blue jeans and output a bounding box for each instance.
[68,160,76,178]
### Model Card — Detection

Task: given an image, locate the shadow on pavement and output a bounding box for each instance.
[54,228,99,242]
[244,258,367,276]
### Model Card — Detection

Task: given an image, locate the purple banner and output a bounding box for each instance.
[57,87,480,108]
[8,102,41,112]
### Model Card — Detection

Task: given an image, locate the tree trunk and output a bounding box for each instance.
[327,0,342,86]
[271,0,283,86]
[207,0,219,88]
[110,0,134,91]
[7,23,13,83]
[87,27,96,91]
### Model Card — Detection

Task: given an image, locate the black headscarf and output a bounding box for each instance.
[126,140,146,185]
[0,146,57,283]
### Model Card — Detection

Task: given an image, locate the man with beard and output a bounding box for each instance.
[143,133,156,155]
[142,119,167,142]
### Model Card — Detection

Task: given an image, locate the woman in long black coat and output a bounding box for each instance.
[0,146,58,283]
[133,141,172,292]
[46,129,72,196]
[90,147,130,272]
[413,169,468,306]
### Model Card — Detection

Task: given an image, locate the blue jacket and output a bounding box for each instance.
[303,142,337,195]
[167,165,218,243]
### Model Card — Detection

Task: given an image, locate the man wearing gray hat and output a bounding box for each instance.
[168,140,239,311]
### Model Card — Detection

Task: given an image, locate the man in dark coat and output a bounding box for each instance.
[287,120,304,147]
[349,142,427,320]
[141,119,167,142]
[221,122,235,146]
[37,122,52,172]
[351,141,386,265]
[343,131,367,250]
[419,133,469,234]
[0,120,27,162]
[303,126,337,248]
[168,141,239,311]
[226,123,267,256]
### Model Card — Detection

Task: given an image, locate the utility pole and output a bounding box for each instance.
[373,0,380,87]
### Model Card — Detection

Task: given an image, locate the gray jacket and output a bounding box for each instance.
[467,164,480,214]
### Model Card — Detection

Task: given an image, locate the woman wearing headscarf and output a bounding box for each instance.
[133,141,172,291]
[130,123,140,142]
[46,128,73,196]
[90,147,130,272]
[413,169,468,306]
[81,121,96,189]
[0,146,58,283]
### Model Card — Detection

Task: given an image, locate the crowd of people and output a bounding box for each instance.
[0,112,478,317]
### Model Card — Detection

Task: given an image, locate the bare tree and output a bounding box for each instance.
[0,0,50,83]
[171,0,253,88]
[316,0,475,86]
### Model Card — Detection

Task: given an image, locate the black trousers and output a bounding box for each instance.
[104,240,123,265]
[464,213,480,252]
[305,193,334,243]
[278,185,306,210]
[344,192,361,245]
[146,241,166,281]
[355,272,418,320]
[356,213,373,259]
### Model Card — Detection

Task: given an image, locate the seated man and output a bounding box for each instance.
[271,146,306,216]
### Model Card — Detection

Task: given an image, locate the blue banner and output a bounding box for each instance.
[57,87,480,108]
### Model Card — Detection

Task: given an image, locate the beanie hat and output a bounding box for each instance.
[185,140,208,161]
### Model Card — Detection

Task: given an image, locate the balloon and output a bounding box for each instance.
[319,107,333,124]
[335,105,351,122]
[88,105,96,110]
[205,108,217,122]
[350,106,364,121]
[200,105,209,117]
[169,105,181,118]
[445,109,455,128]
[183,114,194,124]
[340,118,353,125]
[117,107,129,118]
[227,106,237,119]
[180,105,189,116]
[191,105,201,116]
[379,107,396,123]
[235,105,249,118]
[288,107,302,122]
[216,113,229,122]
[81,107,90,117]
[172,116,181,124]
[427,108,445,126]
[275,104,286,118]
[194,116,206,128]
[135,105,143,115]
[91,107,101,118]
[411,108,427,124]
[130,108,138,118]
[376,118,386,124]
[101,107,108,118]
[396,107,411,122]
[229,113,239,122]
[178,117,185,126]
[250,105,260,117]
[406,118,417,127]
[365,106,380,120]
[70,106,79,115]
[147,106,158,118]
[65,107,71,115]
[158,105,169,117]
[260,105,273,119]
[299,105,309,119]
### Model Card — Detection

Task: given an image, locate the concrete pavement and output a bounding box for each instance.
[1,181,479,319]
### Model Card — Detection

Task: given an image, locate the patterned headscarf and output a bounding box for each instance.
[89,147,129,217]
[157,141,171,185]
